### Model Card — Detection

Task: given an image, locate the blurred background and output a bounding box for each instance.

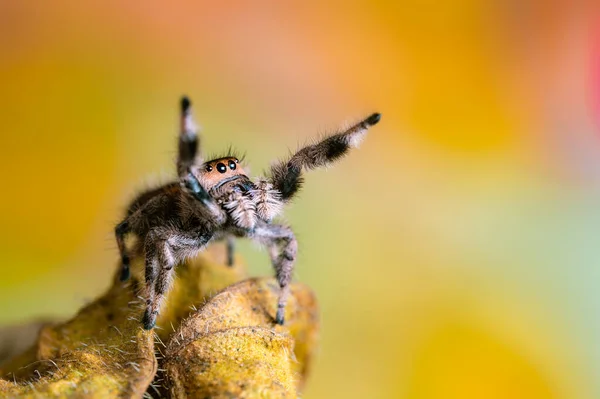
[1,1,600,398]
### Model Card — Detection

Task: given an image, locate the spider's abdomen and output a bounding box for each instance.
[125,183,185,236]
[126,183,180,217]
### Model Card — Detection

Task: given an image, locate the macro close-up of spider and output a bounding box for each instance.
[115,97,381,330]
[4,3,600,398]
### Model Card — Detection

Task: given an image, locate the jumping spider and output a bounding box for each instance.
[115,97,381,330]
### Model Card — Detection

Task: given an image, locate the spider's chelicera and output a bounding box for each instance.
[115,97,381,330]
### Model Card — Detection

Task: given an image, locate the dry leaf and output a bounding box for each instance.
[163,278,319,398]
[0,243,319,399]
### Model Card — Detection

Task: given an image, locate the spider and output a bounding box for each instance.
[115,97,381,330]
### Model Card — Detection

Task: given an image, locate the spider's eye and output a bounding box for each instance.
[205,165,213,172]
[216,163,227,173]
[228,160,236,170]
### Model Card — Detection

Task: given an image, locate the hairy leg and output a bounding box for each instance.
[115,220,131,281]
[252,223,298,325]
[269,113,381,202]
[177,96,203,177]
[182,172,227,224]
[143,237,174,330]
[142,228,214,330]
[142,235,160,329]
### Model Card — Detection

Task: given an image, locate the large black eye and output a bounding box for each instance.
[205,165,213,172]
[228,160,236,170]
[216,163,227,173]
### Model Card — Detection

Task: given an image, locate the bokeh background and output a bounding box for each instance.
[1,1,600,398]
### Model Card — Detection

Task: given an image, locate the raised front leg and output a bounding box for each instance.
[252,223,298,325]
[268,113,381,202]
[177,96,203,177]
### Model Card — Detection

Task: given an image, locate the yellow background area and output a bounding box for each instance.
[1,2,600,398]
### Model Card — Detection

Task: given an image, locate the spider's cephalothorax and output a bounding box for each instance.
[115,97,381,330]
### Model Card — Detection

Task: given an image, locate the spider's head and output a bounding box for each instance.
[196,157,249,192]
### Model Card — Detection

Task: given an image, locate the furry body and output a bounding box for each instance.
[115,97,381,329]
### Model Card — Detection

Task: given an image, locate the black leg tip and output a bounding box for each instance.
[181,96,191,112]
[142,322,155,330]
[119,267,130,282]
[142,310,156,330]
[119,258,130,281]
[275,308,285,325]
[365,113,381,126]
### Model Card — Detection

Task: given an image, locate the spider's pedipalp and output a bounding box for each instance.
[269,113,381,202]
[253,178,284,222]
[223,190,257,230]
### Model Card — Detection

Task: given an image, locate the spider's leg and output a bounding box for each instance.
[268,113,381,202]
[115,220,131,281]
[142,234,160,330]
[117,184,180,282]
[182,172,227,224]
[142,228,214,330]
[177,96,204,178]
[183,171,211,204]
[226,236,235,267]
[251,222,298,325]
[144,237,175,330]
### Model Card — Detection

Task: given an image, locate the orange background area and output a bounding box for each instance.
[1,2,600,398]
